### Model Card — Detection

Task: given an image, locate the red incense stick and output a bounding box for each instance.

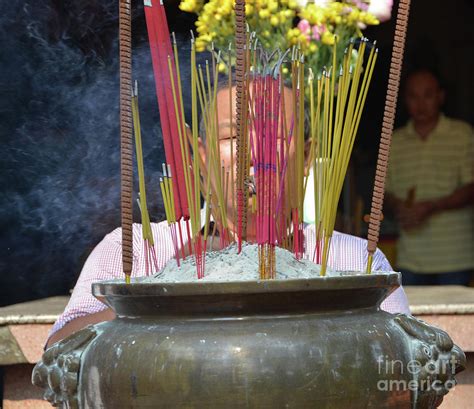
[144,0,191,255]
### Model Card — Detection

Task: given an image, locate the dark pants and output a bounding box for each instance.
[400,269,473,286]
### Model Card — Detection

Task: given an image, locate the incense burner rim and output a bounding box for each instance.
[92,271,400,298]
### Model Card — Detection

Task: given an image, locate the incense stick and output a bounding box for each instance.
[366,0,412,273]
[132,82,158,275]
[144,0,190,258]
[119,0,133,284]
[234,0,249,251]
[313,39,378,276]
[159,164,180,266]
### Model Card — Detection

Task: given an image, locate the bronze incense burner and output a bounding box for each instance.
[33,273,465,408]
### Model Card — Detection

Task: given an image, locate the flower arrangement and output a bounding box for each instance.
[180,0,393,75]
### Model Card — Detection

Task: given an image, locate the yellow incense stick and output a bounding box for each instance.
[191,39,202,238]
[167,56,196,235]
[173,34,200,236]
[131,82,154,246]
[195,64,228,236]
[160,175,175,228]
[296,56,305,221]
[318,39,377,275]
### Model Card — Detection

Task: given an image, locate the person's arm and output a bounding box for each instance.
[404,131,474,227]
[46,308,115,349]
[46,227,131,348]
[395,183,474,230]
[371,247,410,314]
[384,191,416,230]
[429,182,474,213]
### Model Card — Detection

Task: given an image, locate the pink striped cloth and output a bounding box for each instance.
[50,221,410,336]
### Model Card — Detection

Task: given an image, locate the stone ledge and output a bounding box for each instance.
[405,285,474,315]
[0,296,68,326]
[411,303,474,315]
[0,296,68,365]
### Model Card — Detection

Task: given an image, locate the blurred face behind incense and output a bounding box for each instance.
[404,70,444,130]
[197,84,298,241]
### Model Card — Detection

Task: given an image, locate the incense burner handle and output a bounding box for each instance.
[32,326,99,408]
[393,314,466,408]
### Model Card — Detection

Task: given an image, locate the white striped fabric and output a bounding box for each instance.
[50,220,411,336]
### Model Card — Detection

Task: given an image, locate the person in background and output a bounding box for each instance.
[385,68,474,286]
[46,84,411,348]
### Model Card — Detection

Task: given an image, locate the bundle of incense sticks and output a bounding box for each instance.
[144,0,192,262]
[159,164,181,267]
[245,45,309,277]
[152,36,376,281]
[290,49,306,260]
[306,38,378,275]
[113,0,404,284]
[131,81,158,275]
[159,36,235,278]
[141,0,378,282]
[248,56,280,279]
[268,47,305,260]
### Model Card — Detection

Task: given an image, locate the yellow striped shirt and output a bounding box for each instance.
[387,114,474,273]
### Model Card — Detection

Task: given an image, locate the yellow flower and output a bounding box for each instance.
[288,0,298,10]
[195,38,207,52]
[179,0,204,13]
[259,9,270,19]
[360,11,379,26]
[321,31,335,45]
[300,4,324,26]
[347,9,360,24]
[184,0,380,80]
[268,1,278,12]
[287,27,309,47]
[224,0,234,14]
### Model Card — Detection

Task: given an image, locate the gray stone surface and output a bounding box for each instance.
[405,286,474,315]
[0,296,68,325]
[0,326,27,365]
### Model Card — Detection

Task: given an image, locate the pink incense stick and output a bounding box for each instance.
[249,66,282,279]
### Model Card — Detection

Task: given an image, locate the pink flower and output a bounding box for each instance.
[350,1,369,11]
[297,19,312,41]
[368,0,393,22]
[312,24,326,41]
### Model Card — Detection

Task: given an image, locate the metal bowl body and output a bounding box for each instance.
[33,273,465,408]
[81,274,414,408]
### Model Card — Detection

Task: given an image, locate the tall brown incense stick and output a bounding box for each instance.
[119,0,133,284]
[366,0,412,273]
[234,0,248,251]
